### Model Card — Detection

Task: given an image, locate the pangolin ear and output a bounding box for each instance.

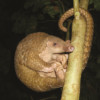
[65,40,71,44]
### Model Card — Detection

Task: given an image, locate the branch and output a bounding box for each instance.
[80,0,89,10]
[61,0,90,100]
[61,15,86,100]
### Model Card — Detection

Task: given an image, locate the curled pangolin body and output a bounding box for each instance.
[58,8,94,68]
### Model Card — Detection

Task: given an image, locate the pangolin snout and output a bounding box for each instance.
[64,45,74,52]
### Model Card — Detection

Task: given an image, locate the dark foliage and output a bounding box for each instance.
[0,0,100,100]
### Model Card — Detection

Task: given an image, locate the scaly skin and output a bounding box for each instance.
[58,8,94,68]
[14,32,74,92]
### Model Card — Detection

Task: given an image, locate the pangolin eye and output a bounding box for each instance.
[53,43,57,46]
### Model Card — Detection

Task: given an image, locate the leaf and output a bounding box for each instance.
[94,0,100,10]
[24,0,34,9]
[89,0,94,4]
[12,12,37,34]
[43,5,60,18]
[42,1,51,5]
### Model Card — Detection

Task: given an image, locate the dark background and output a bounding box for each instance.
[0,0,100,100]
